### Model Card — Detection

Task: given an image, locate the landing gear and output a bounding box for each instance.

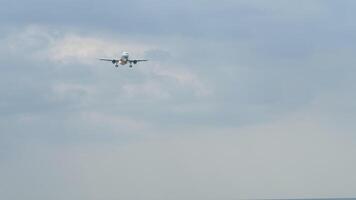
[129,64,133,68]
[115,64,118,67]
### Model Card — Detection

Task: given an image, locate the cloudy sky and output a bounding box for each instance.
[1,0,356,199]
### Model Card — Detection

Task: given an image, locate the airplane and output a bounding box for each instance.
[99,52,148,68]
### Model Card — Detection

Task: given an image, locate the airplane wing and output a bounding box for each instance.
[99,58,118,63]
[129,59,148,64]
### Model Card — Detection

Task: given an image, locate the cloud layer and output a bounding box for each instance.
[1,1,356,199]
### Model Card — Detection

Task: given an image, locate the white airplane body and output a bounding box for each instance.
[99,52,148,68]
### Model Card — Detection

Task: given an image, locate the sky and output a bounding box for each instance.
[1,0,356,199]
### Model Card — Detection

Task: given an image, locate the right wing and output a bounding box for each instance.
[99,58,118,63]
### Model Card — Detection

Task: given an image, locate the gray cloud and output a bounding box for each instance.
[1,1,356,199]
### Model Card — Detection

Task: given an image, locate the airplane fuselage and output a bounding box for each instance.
[118,52,129,65]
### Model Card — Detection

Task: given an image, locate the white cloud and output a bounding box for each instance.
[1,26,212,100]
[151,64,212,97]
[46,34,151,65]
[121,64,212,100]
[1,25,152,64]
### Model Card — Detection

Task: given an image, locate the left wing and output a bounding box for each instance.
[129,59,148,64]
